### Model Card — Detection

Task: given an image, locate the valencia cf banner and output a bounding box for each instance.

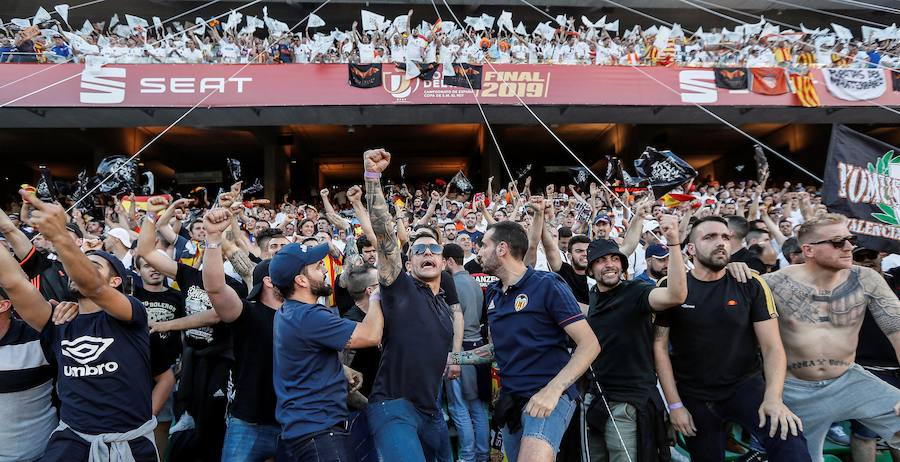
[443,63,483,90]
[750,67,789,95]
[714,67,748,90]
[824,124,900,254]
[348,63,382,89]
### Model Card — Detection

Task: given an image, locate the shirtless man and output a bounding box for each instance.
[763,214,900,461]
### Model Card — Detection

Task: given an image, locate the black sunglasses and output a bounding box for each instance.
[808,235,857,249]
[411,243,443,255]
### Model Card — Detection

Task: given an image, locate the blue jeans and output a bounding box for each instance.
[222,415,280,462]
[366,398,452,462]
[502,393,577,462]
[276,430,353,462]
[445,378,490,462]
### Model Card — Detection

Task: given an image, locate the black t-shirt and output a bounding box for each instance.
[441,271,460,307]
[229,299,278,425]
[654,272,777,401]
[133,287,185,376]
[464,259,484,274]
[41,297,153,434]
[343,305,382,398]
[370,271,453,414]
[0,318,54,393]
[556,262,589,305]
[856,273,900,368]
[587,279,656,403]
[18,247,74,303]
[175,263,246,351]
[730,247,750,264]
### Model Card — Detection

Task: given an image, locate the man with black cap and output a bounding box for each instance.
[584,214,686,462]
[0,207,76,302]
[200,207,284,461]
[654,215,809,462]
[0,191,156,460]
[270,240,384,462]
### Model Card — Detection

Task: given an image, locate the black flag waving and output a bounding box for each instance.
[824,124,900,253]
[349,63,383,88]
[443,63,483,90]
[633,147,697,198]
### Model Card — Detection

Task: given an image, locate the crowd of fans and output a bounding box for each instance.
[1,148,899,462]
[2,8,897,68]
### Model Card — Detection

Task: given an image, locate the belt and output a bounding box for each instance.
[462,340,484,350]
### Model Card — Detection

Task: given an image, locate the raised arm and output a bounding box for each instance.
[524,195,545,268]
[0,242,51,331]
[0,207,37,259]
[648,215,687,310]
[363,149,402,285]
[22,192,134,321]
[415,190,441,226]
[137,199,178,279]
[347,186,377,247]
[619,197,651,257]
[321,188,351,230]
[202,208,245,323]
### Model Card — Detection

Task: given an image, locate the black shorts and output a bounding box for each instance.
[40,428,157,462]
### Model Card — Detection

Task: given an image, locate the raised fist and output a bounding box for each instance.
[364,149,391,174]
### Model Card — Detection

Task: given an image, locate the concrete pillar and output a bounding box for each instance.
[479,124,502,186]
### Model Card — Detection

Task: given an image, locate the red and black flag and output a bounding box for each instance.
[713,67,748,90]
[396,62,440,81]
[348,63,382,89]
[443,63,483,90]
[892,70,900,92]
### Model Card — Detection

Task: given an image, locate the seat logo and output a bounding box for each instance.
[80,67,126,104]
[678,70,717,104]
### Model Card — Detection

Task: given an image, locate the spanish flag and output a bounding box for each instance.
[661,193,697,208]
[789,72,820,108]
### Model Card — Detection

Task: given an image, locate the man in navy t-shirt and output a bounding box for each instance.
[0,192,156,461]
[270,241,384,462]
[450,217,600,462]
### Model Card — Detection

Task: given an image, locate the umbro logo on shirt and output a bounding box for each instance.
[61,336,119,377]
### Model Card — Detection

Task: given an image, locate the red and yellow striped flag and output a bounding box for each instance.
[790,73,820,108]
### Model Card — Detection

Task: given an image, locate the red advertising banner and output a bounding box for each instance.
[0,63,897,108]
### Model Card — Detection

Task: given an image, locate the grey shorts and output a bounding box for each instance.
[783,363,900,462]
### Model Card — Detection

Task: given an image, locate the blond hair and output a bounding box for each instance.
[797,213,848,244]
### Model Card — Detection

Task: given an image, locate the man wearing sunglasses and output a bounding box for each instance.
[763,214,900,461]
[361,149,455,462]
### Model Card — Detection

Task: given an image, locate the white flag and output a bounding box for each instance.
[442,61,456,77]
[126,15,149,31]
[405,59,420,79]
[152,16,162,29]
[515,22,527,36]
[464,16,485,31]
[392,14,409,32]
[361,10,385,31]
[534,22,555,40]
[653,26,671,50]
[603,20,619,33]
[480,13,495,30]
[308,13,325,28]
[555,15,566,27]
[33,7,52,25]
[109,14,119,28]
[113,24,132,37]
[223,11,241,30]
[54,4,69,25]
[498,11,513,33]
[644,25,658,36]
[743,16,764,36]
[79,19,92,35]
[671,23,684,39]
[11,18,31,29]
[831,22,853,40]
[84,55,109,74]
[760,23,780,37]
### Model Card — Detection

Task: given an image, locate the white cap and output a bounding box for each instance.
[107,227,132,249]
[642,220,660,234]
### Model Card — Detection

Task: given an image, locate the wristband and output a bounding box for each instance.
[205,241,222,249]
[667,244,681,248]
[364,171,382,179]
[369,292,381,303]
[668,402,684,411]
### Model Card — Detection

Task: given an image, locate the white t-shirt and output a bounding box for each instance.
[358,42,375,64]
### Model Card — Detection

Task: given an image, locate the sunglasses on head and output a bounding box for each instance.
[411,243,443,255]
[809,235,857,249]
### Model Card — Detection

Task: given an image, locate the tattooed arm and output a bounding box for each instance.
[448,343,495,365]
[860,267,900,363]
[363,149,402,286]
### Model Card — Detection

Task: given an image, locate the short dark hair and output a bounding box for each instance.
[724,215,749,241]
[356,235,373,253]
[746,228,770,244]
[747,243,767,260]
[343,263,377,301]
[412,225,440,244]
[485,221,528,260]
[781,237,802,260]
[558,227,573,239]
[688,216,730,243]
[298,218,314,230]
[567,235,591,254]
[257,228,285,250]
[442,243,465,266]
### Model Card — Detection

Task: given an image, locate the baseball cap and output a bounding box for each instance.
[65,222,83,239]
[247,259,271,300]
[269,243,329,288]
[642,220,660,234]
[107,228,132,249]
[852,246,879,261]
[85,250,128,291]
[587,239,629,272]
[645,244,670,259]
